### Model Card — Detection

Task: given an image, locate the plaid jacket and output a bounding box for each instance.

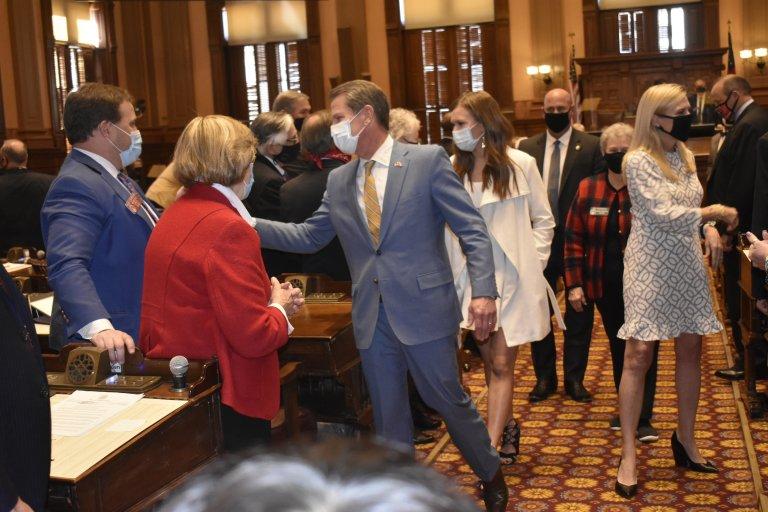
[564,172,631,301]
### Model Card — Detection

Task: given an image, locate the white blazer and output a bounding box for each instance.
[446,147,564,346]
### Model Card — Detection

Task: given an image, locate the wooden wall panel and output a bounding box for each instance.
[118,1,159,128]
[304,0,325,110]
[205,0,229,115]
[159,1,195,129]
[9,0,48,137]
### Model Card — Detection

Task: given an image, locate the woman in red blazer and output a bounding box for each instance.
[140,115,302,452]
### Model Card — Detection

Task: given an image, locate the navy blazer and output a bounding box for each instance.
[41,150,155,342]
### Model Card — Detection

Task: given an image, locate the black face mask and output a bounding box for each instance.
[544,112,571,134]
[276,142,301,162]
[655,113,693,142]
[695,86,706,93]
[604,151,626,174]
[294,117,305,132]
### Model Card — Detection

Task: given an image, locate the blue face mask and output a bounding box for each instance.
[239,166,254,200]
[108,123,142,167]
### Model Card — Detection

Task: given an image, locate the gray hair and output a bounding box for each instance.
[160,439,477,512]
[389,108,421,142]
[600,122,633,152]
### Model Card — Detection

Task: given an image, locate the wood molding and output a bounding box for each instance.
[384,0,405,107]
[304,0,325,110]
[205,0,229,115]
[159,2,196,129]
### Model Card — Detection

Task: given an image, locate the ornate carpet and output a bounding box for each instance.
[416,288,760,511]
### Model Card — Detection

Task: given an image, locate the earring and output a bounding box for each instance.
[480,134,486,150]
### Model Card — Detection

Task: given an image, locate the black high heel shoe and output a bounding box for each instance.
[498,418,520,465]
[671,431,718,473]
[614,458,637,499]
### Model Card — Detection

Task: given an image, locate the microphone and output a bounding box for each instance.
[169,355,189,392]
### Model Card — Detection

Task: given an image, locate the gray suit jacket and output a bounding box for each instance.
[255,141,497,349]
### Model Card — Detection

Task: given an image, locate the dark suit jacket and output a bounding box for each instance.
[752,132,768,299]
[706,102,768,231]
[0,267,51,511]
[518,129,605,274]
[0,169,54,254]
[687,92,717,124]
[280,158,351,281]
[243,154,299,276]
[41,150,156,346]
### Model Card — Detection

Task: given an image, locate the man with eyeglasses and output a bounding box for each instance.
[518,88,606,404]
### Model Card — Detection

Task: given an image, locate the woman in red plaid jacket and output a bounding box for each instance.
[563,123,660,442]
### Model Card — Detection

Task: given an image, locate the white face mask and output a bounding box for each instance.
[452,123,483,152]
[330,110,368,155]
[238,165,255,200]
[106,123,142,167]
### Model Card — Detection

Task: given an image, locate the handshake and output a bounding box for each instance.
[270,277,305,317]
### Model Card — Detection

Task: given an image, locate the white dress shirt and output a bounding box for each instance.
[734,98,755,122]
[262,154,288,177]
[211,183,294,334]
[542,127,572,193]
[356,135,393,214]
[73,148,158,340]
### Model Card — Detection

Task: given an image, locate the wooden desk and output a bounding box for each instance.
[738,249,766,418]
[44,347,223,512]
[282,300,371,427]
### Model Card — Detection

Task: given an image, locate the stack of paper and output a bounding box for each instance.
[51,390,144,437]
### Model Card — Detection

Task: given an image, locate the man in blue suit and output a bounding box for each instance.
[253,80,508,511]
[41,83,156,363]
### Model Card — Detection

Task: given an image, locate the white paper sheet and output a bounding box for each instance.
[51,391,144,437]
[30,295,54,316]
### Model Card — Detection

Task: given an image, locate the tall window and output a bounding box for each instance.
[420,25,483,143]
[617,10,644,54]
[242,41,302,120]
[657,7,686,52]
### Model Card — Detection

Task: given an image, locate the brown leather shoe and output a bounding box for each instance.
[480,467,508,512]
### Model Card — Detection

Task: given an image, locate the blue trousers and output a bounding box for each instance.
[359,305,500,481]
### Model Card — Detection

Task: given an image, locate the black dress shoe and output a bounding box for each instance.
[413,430,435,445]
[615,479,637,499]
[412,407,442,430]
[528,380,556,403]
[480,468,508,512]
[565,381,593,403]
[714,365,744,381]
[671,431,718,473]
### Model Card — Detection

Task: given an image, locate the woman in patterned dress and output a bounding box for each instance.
[614,84,738,498]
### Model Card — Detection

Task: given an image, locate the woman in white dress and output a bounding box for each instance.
[446,91,560,464]
[614,83,738,499]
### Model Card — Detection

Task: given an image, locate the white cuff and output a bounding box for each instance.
[78,318,115,340]
[268,303,294,335]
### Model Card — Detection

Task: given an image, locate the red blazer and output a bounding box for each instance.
[140,184,288,420]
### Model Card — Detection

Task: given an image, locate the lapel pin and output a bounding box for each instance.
[575,143,582,151]
[394,161,403,168]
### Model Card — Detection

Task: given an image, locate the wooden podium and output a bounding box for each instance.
[738,249,766,418]
[44,347,223,512]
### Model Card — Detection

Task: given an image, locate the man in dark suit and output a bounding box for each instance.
[518,88,605,403]
[0,266,51,512]
[280,110,351,281]
[706,75,768,381]
[245,111,301,276]
[41,83,156,362]
[0,139,54,254]
[272,91,312,178]
[688,79,717,125]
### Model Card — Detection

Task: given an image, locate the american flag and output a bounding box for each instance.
[568,44,582,124]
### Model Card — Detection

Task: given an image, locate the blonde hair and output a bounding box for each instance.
[388,108,421,141]
[599,122,633,152]
[626,83,695,182]
[173,115,256,188]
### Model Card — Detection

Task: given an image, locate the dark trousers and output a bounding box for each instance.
[723,249,743,355]
[359,305,500,481]
[564,269,660,421]
[531,266,591,384]
[221,404,272,453]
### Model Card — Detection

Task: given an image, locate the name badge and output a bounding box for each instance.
[589,206,610,216]
[125,192,142,214]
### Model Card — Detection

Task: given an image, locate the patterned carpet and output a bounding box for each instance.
[416,284,762,511]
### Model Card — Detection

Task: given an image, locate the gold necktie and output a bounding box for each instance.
[363,160,381,245]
